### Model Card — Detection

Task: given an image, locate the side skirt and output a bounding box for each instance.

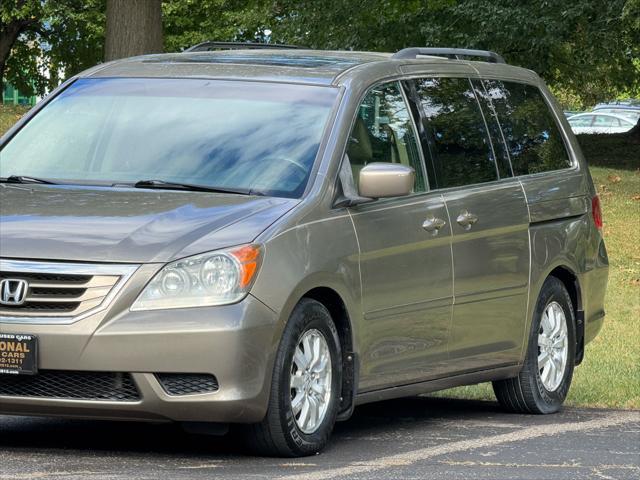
[354,364,521,407]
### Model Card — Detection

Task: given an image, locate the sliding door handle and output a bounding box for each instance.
[422,217,447,234]
[456,210,478,230]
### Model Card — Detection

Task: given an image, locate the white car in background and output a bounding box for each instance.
[593,108,640,123]
[567,112,636,135]
[593,100,640,124]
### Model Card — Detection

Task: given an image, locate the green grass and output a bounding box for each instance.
[1,106,638,409]
[0,105,30,137]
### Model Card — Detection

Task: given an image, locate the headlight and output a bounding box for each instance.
[131,244,261,311]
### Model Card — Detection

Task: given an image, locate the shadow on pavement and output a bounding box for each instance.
[0,396,503,457]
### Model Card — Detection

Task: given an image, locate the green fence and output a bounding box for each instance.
[3,84,37,106]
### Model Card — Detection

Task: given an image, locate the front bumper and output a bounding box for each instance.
[0,294,279,424]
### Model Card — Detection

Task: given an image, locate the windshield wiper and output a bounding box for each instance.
[0,175,58,185]
[132,179,258,195]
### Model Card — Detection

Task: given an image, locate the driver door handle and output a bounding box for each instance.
[456,210,479,230]
[422,217,447,234]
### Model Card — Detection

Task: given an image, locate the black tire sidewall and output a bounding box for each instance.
[275,299,342,455]
[527,277,576,413]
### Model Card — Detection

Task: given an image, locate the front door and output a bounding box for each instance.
[345,81,454,391]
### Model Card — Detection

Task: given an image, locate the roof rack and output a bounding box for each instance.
[184,41,302,53]
[392,48,506,64]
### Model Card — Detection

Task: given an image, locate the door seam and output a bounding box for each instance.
[518,177,533,362]
[442,194,456,361]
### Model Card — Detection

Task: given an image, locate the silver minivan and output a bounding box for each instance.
[0,46,609,456]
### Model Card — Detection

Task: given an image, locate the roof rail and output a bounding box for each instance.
[392,47,506,64]
[185,41,302,53]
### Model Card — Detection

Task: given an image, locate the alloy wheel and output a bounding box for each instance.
[538,301,569,391]
[290,329,333,434]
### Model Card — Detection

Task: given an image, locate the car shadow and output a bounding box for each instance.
[0,396,504,458]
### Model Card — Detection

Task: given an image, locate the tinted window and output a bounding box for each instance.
[483,81,572,176]
[347,82,426,192]
[0,78,338,198]
[414,77,498,189]
[471,79,513,178]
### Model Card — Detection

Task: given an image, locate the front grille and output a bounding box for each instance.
[4,273,92,283]
[0,271,119,317]
[156,373,219,396]
[0,260,138,322]
[31,287,86,297]
[2,301,82,312]
[0,370,140,401]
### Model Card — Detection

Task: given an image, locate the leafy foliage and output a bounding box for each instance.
[265,0,640,106]
[162,0,272,52]
[1,0,639,105]
[1,0,104,97]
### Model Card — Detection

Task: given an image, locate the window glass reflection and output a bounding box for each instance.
[482,81,572,175]
[415,77,498,189]
[0,78,338,198]
[472,79,514,178]
[347,82,425,192]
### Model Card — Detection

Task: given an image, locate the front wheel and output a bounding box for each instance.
[493,276,576,414]
[244,298,342,456]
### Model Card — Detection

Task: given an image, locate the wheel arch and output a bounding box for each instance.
[300,286,358,422]
[302,287,354,353]
[548,265,582,312]
[257,267,361,422]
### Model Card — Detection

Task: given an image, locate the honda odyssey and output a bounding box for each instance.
[0,45,609,456]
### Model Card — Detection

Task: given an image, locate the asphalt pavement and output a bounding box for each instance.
[0,396,638,480]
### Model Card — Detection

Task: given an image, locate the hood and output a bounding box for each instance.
[0,184,298,263]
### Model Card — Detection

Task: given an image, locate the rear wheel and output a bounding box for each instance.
[245,298,342,456]
[493,276,576,414]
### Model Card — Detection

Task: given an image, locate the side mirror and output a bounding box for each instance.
[358,163,415,199]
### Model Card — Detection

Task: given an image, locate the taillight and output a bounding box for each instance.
[592,195,603,231]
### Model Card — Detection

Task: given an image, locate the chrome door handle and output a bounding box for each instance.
[456,210,478,230]
[422,217,447,234]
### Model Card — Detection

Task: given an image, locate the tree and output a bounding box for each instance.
[1,0,638,107]
[162,0,272,52]
[0,1,45,102]
[105,0,163,61]
[159,0,640,107]
[0,0,104,102]
[265,0,640,107]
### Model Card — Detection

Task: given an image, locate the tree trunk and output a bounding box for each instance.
[0,63,5,104]
[105,0,163,61]
[0,64,5,104]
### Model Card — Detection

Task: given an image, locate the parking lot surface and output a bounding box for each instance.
[0,397,638,479]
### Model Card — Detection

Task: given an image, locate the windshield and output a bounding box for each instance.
[0,78,339,198]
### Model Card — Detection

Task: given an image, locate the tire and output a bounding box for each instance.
[244,298,342,457]
[493,276,576,414]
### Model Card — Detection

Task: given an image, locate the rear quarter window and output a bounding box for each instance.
[483,80,572,176]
